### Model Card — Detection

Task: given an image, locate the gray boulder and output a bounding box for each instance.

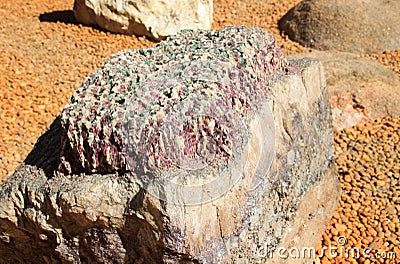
[73,0,213,40]
[279,0,400,53]
[0,26,339,263]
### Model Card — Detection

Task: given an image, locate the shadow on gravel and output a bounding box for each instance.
[39,10,159,43]
[38,10,123,36]
[39,10,79,25]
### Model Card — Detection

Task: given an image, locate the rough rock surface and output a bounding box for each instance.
[292,51,400,130]
[73,0,213,40]
[278,0,400,53]
[0,26,339,263]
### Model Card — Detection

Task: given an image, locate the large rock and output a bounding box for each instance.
[0,26,339,263]
[73,0,213,40]
[292,51,400,130]
[278,0,400,53]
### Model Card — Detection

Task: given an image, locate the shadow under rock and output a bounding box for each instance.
[38,10,114,37]
[38,9,161,42]
[39,10,80,25]
[24,116,63,179]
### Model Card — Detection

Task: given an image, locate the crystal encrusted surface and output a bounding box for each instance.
[60,26,289,174]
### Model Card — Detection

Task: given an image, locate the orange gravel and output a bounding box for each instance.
[0,0,399,263]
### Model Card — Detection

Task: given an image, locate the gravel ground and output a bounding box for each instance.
[0,0,399,263]
[317,118,400,263]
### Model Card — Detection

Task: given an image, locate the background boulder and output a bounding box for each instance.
[74,0,213,40]
[279,0,400,53]
[73,0,213,40]
[292,51,400,130]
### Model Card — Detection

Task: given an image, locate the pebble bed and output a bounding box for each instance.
[316,118,400,263]
[0,0,399,263]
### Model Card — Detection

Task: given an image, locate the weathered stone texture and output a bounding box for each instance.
[73,0,213,40]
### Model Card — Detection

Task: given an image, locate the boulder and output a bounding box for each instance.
[278,0,400,53]
[291,51,400,130]
[0,26,339,263]
[73,0,213,40]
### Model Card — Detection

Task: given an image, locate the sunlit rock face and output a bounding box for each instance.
[73,0,213,40]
